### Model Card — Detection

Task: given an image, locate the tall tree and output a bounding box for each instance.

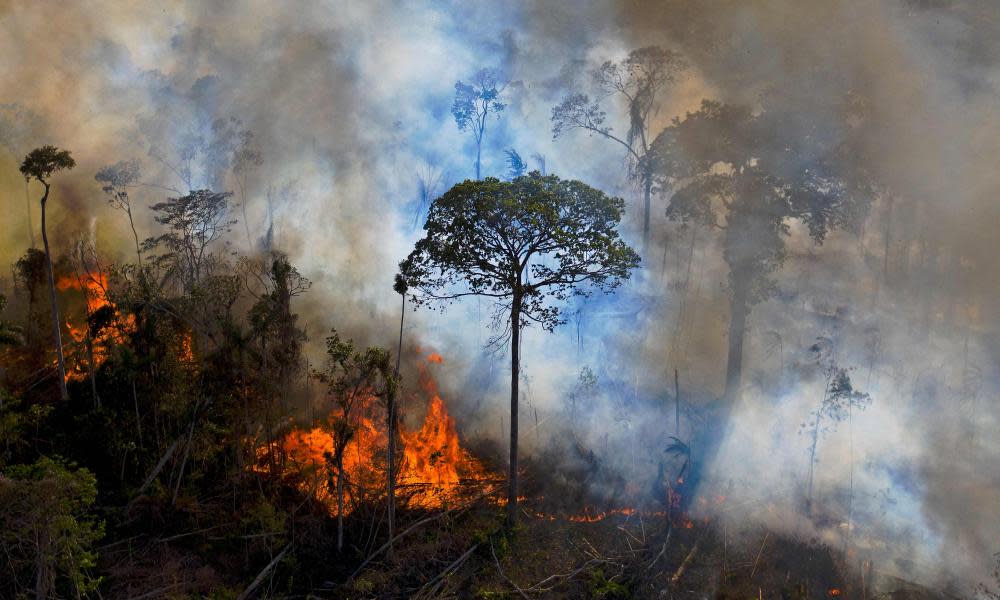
[388,273,409,550]
[20,146,76,400]
[399,172,639,524]
[452,68,506,180]
[143,189,236,293]
[315,331,394,552]
[649,100,873,404]
[552,46,686,253]
[95,159,144,268]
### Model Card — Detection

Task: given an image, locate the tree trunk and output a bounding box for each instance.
[126,204,143,269]
[506,291,522,526]
[387,293,404,552]
[723,283,749,404]
[806,374,831,514]
[40,186,69,400]
[86,332,99,407]
[337,451,345,552]
[806,410,822,514]
[475,139,482,180]
[642,170,652,256]
[674,368,680,435]
[25,179,36,248]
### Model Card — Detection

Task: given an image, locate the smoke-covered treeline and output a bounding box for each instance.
[0,0,997,597]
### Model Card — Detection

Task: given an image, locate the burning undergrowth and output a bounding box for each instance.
[55,272,135,382]
[260,353,493,514]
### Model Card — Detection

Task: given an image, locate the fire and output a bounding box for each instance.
[266,352,491,514]
[56,273,134,381]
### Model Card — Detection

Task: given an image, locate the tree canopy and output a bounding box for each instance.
[399,172,640,335]
[19,145,75,184]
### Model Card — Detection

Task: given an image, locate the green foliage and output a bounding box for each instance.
[399,173,640,334]
[587,568,630,599]
[19,145,75,182]
[0,457,104,598]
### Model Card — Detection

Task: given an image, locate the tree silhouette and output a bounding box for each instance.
[399,172,639,524]
[452,68,506,179]
[315,331,394,552]
[143,189,236,293]
[20,146,76,400]
[95,159,144,267]
[649,100,872,403]
[802,364,871,513]
[504,148,526,180]
[552,46,686,253]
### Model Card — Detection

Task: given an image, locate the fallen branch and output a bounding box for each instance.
[645,526,673,572]
[347,484,498,583]
[413,542,480,600]
[749,532,770,580]
[172,405,200,505]
[491,538,531,600]
[526,556,618,593]
[130,438,180,502]
[237,543,292,600]
[670,540,700,586]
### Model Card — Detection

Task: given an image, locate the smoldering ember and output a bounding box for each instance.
[0,2,997,599]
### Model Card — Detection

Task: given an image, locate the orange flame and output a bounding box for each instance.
[264,357,490,513]
[56,273,134,381]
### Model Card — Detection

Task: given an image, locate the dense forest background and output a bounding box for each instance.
[0,1,997,598]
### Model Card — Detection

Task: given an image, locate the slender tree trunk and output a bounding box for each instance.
[806,410,822,514]
[25,179,35,248]
[475,139,482,180]
[337,451,345,552]
[40,185,69,400]
[723,283,749,404]
[387,293,404,553]
[506,291,522,526]
[642,170,652,256]
[806,375,831,514]
[674,368,680,435]
[133,376,143,451]
[126,205,143,269]
[87,332,99,407]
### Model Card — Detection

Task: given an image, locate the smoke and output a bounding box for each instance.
[1,0,997,592]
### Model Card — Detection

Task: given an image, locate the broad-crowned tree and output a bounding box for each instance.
[399,172,640,524]
[552,46,686,254]
[649,100,873,404]
[143,189,236,293]
[20,146,76,400]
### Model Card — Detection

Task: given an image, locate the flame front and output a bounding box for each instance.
[56,273,134,381]
[266,354,491,514]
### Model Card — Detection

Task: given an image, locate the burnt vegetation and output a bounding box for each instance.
[0,35,986,600]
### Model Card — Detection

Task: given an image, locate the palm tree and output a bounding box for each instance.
[20,146,75,399]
